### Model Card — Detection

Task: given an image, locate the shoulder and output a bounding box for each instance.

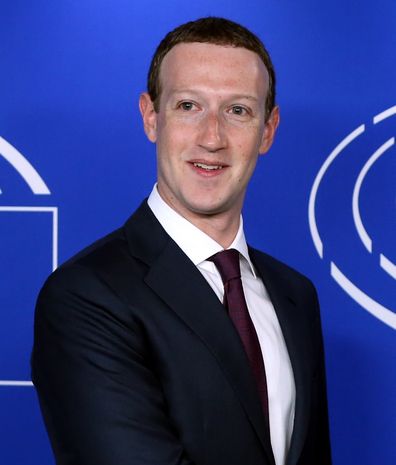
[249,246,314,285]
[36,227,127,314]
[248,246,319,304]
[41,200,158,299]
[44,226,125,287]
[34,224,153,354]
[37,220,145,317]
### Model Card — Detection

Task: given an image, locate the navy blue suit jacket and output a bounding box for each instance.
[32,201,331,465]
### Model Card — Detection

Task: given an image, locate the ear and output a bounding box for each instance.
[139,92,158,143]
[259,105,280,155]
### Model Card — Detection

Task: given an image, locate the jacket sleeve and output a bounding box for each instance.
[31,264,195,465]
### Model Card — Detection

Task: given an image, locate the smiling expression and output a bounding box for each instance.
[140,42,279,227]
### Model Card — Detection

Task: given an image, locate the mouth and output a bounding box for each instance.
[192,162,224,171]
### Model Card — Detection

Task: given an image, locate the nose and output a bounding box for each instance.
[197,111,227,152]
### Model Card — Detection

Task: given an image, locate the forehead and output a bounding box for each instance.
[159,42,269,97]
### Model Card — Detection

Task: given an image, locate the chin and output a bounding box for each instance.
[187,201,232,217]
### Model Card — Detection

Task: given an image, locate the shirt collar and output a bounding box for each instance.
[147,184,257,277]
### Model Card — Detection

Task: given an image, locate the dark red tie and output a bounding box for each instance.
[209,249,270,420]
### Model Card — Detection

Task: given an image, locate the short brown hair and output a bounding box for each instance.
[147,17,276,120]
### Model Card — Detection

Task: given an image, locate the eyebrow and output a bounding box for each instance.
[168,89,259,102]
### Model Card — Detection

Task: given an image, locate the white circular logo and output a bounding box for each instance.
[308,105,395,329]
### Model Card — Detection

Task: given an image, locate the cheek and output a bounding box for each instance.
[232,124,263,149]
[156,133,188,174]
[235,136,261,164]
[157,117,190,148]
[234,139,260,180]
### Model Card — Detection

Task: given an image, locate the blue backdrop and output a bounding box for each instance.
[1,1,395,464]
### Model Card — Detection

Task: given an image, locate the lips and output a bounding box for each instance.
[193,162,224,171]
[189,160,229,175]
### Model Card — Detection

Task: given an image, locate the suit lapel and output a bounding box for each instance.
[249,249,313,465]
[125,202,275,465]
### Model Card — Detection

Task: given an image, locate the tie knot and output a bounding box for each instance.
[209,249,241,284]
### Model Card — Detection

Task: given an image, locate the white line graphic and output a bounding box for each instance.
[0,206,58,271]
[373,105,396,124]
[380,254,396,280]
[0,206,58,387]
[0,136,50,195]
[309,107,396,329]
[52,207,58,271]
[0,381,33,387]
[331,262,396,329]
[308,124,365,258]
[352,137,395,253]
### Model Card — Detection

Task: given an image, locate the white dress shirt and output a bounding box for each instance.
[148,185,295,465]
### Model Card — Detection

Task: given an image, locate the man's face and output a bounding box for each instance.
[140,42,279,222]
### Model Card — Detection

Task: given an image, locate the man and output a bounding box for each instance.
[32,17,332,465]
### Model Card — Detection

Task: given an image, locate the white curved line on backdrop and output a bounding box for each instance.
[373,105,396,124]
[308,124,365,258]
[380,254,396,280]
[0,206,58,271]
[0,136,50,195]
[331,262,396,330]
[0,381,33,387]
[352,137,395,253]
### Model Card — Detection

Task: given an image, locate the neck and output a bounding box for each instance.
[155,184,244,248]
[185,211,241,249]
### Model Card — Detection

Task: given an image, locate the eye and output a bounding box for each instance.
[229,105,249,116]
[178,101,195,111]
